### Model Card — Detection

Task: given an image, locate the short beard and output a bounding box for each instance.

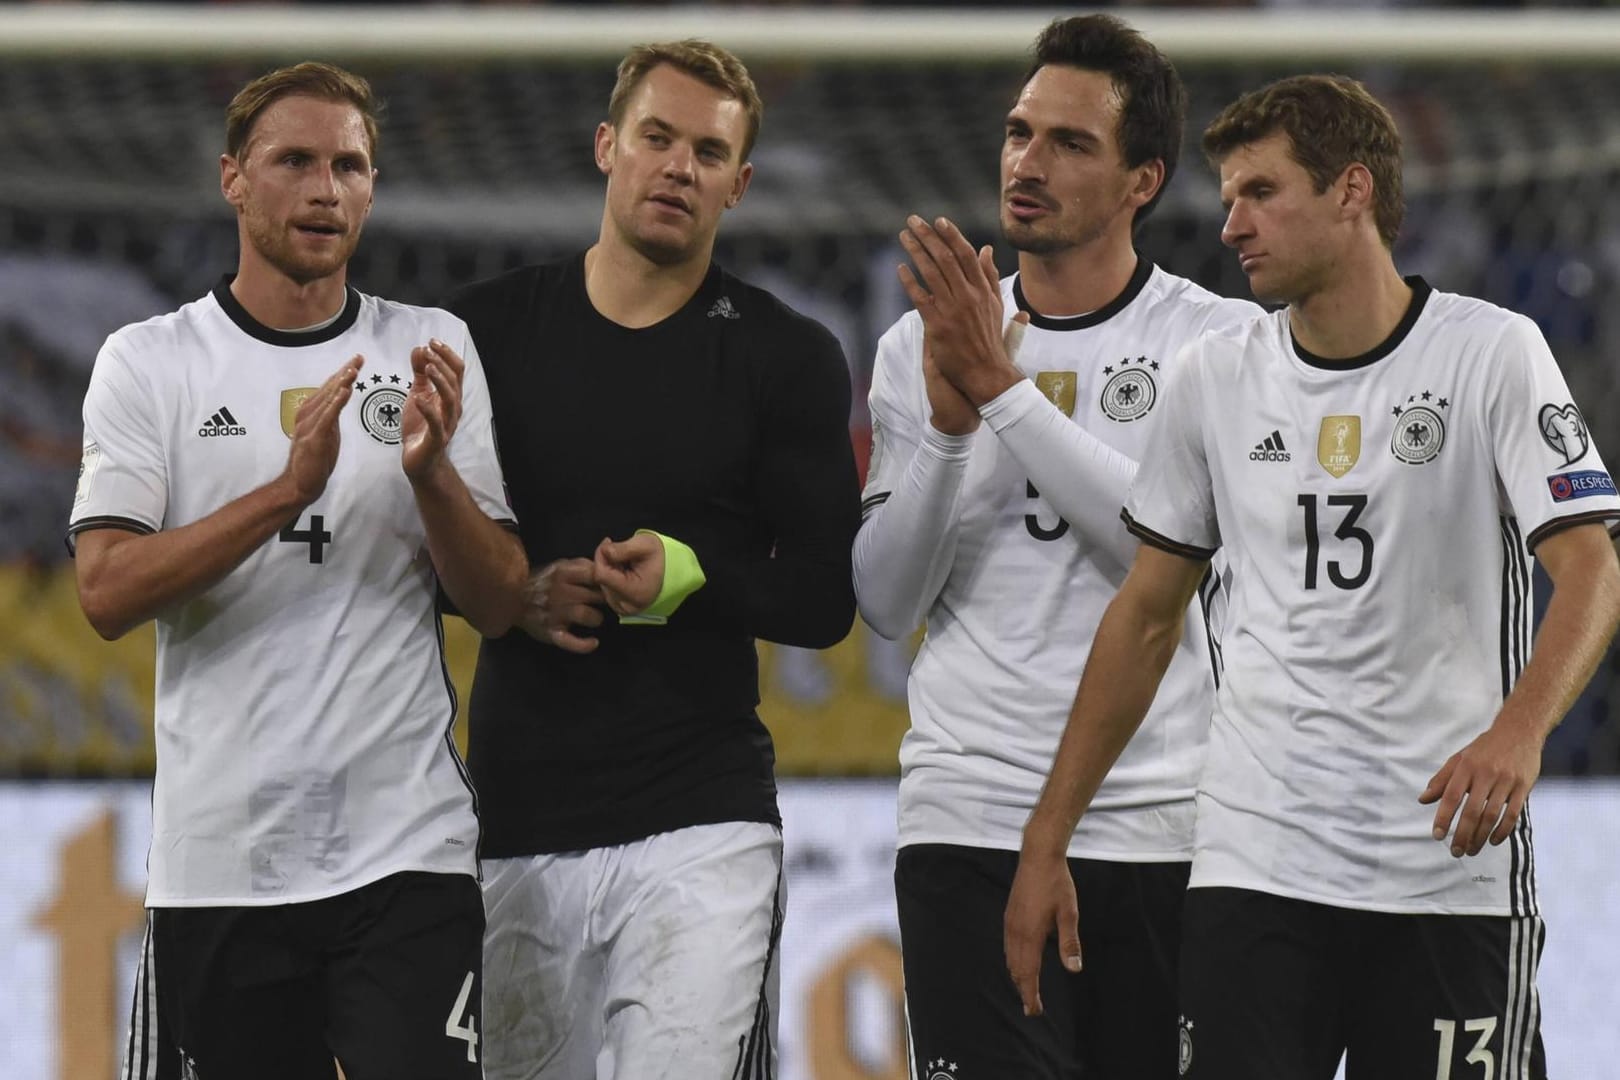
[246,217,357,286]
[1001,212,1104,257]
[1002,221,1071,256]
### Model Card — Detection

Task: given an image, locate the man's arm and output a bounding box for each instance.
[980,383,1140,573]
[661,319,862,649]
[852,320,976,640]
[403,340,527,637]
[1003,543,1208,1016]
[1421,521,1620,855]
[76,357,360,640]
[896,215,1139,571]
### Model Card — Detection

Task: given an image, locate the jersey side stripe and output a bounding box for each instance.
[1510,516,1529,691]
[1500,516,1534,918]
[1512,518,1537,917]
[1197,567,1224,689]
[860,492,891,521]
[433,608,483,876]
[1498,516,1530,697]
[1522,803,1539,914]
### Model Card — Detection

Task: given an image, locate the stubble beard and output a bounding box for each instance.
[245,212,358,286]
[618,203,706,268]
[1001,208,1107,258]
[1002,220,1070,256]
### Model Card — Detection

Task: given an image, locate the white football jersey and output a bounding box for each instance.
[1127,278,1620,914]
[69,282,513,907]
[866,263,1260,859]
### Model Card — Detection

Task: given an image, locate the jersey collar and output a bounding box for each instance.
[212,274,363,346]
[1290,276,1432,371]
[1011,255,1153,331]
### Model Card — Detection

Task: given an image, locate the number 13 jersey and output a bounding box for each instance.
[1126,277,1620,915]
[68,280,514,908]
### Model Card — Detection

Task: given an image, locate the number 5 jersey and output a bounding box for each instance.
[860,261,1258,861]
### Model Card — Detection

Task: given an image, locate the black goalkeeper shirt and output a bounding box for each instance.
[447,254,860,856]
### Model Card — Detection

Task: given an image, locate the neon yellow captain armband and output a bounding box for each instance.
[619,529,707,626]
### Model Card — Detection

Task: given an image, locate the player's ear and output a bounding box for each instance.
[1126,158,1165,211]
[1339,162,1374,222]
[725,161,753,209]
[595,122,617,177]
[220,154,244,209]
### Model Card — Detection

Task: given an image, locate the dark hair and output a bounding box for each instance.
[226,61,381,163]
[1203,74,1404,249]
[1024,14,1187,225]
[609,40,763,160]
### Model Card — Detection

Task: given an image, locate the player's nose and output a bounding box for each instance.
[1220,203,1250,248]
[306,163,342,204]
[663,144,696,181]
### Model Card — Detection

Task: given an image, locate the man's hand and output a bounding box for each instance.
[402,339,465,482]
[897,214,1029,407]
[922,333,980,436]
[1003,845,1081,1017]
[593,532,665,616]
[283,356,362,505]
[517,558,605,654]
[1419,720,1544,857]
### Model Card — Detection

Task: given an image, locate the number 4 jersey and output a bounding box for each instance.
[67,280,514,908]
[1125,277,1620,915]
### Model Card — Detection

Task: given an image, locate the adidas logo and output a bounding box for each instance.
[1249,430,1291,462]
[198,406,247,437]
[707,296,740,320]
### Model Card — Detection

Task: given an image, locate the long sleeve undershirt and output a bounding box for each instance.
[852,421,973,640]
[978,378,1141,574]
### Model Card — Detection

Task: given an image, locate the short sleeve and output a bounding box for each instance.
[1487,315,1620,550]
[67,337,168,553]
[446,322,517,527]
[1122,339,1220,559]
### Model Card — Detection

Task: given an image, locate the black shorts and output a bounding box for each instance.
[1179,886,1547,1080]
[896,843,1190,1080]
[122,870,484,1080]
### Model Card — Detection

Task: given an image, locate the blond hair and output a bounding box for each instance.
[226,61,381,162]
[608,40,763,160]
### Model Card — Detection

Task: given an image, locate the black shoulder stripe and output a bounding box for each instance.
[1120,509,1217,561]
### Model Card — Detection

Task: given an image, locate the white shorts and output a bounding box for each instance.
[481,820,784,1080]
